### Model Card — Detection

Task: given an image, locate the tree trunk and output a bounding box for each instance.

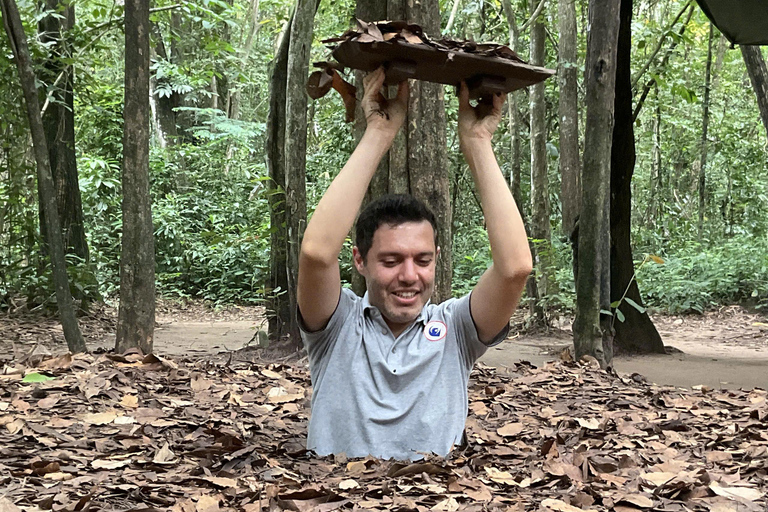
[229,0,260,121]
[350,0,390,298]
[283,0,314,346]
[38,0,90,276]
[1,0,86,353]
[697,23,713,237]
[351,0,451,303]
[740,45,768,143]
[529,0,550,322]
[558,0,581,238]
[610,0,664,355]
[150,22,180,147]
[266,15,292,342]
[572,0,619,367]
[116,0,156,355]
[499,0,525,220]
[407,0,451,304]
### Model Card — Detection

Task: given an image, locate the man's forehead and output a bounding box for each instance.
[371,221,436,245]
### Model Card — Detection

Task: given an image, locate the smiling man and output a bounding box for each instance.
[297,68,532,460]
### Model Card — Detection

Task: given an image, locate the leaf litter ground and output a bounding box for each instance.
[1,348,766,512]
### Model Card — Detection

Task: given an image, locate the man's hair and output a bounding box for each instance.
[355,194,438,262]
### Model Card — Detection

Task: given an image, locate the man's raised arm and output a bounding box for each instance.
[297,69,408,332]
[458,84,533,343]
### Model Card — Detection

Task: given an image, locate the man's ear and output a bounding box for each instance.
[436,246,441,261]
[352,246,366,275]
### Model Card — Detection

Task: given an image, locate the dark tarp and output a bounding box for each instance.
[695,0,768,45]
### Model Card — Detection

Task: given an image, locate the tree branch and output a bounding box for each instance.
[631,1,692,90]
[632,5,694,122]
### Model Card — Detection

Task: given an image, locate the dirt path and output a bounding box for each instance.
[2,303,766,389]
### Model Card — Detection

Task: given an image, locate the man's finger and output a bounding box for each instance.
[492,92,506,113]
[396,79,409,105]
[458,81,470,112]
[363,67,386,99]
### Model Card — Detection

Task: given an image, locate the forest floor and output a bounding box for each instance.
[1,301,767,511]
[2,301,766,389]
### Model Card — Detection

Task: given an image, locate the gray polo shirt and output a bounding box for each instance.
[300,287,508,460]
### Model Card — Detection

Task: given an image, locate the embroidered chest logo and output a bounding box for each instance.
[423,321,447,342]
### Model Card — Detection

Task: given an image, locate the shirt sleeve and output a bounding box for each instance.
[298,287,359,368]
[442,293,510,369]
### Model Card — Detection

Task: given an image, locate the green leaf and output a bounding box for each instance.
[624,297,646,314]
[600,309,614,316]
[615,309,626,323]
[610,300,621,308]
[23,372,55,383]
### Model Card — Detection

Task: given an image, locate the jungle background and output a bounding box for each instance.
[0,0,767,356]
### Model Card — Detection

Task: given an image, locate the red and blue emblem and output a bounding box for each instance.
[423,321,447,342]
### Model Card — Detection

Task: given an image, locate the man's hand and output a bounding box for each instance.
[361,67,409,142]
[457,82,504,150]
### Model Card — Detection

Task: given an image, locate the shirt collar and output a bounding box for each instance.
[361,291,430,325]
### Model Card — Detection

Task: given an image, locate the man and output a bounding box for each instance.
[297,67,532,460]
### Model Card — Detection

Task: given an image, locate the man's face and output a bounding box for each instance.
[353,221,438,335]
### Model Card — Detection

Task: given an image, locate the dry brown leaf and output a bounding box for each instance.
[541,498,597,512]
[196,494,222,512]
[121,395,139,408]
[153,442,177,464]
[82,411,117,425]
[709,483,763,502]
[496,423,523,437]
[92,458,132,470]
[0,498,22,512]
[339,479,359,490]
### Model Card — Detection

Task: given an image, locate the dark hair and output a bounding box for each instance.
[355,194,438,261]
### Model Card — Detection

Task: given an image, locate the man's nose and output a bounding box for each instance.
[399,259,418,282]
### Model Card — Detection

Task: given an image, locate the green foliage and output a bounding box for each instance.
[637,236,768,314]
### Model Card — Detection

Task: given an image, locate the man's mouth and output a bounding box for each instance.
[392,291,419,303]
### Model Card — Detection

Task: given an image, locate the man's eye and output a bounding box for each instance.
[382,260,398,267]
[417,259,432,266]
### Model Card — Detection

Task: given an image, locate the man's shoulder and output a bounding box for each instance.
[423,293,471,320]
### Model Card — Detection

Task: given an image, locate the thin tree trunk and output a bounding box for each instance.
[229,0,260,121]
[444,0,461,34]
[558,0,580,239]
[632,5,694,121]
[529,0,549,322]
[150,22,180,147]
[698,23,713,237]
[500,0,524,217]
[610,0,664,355]
[266,15,292,342]
[572,0,619,367]
[407,0,451,303]
[740,45,768,143]
[1,0,86,353]
[38,0,90,272]
[116,0,155,354]
[283,0,314,346]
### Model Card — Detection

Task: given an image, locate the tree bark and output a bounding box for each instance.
[1,0,86,353]
[351,0,451,303]
[572,0,619,367]
[740,45,768,143]
[610,0,664,355]
[697,23,713,237]
[37,0,89,269]
[116,0,156,355]
[529,0,549,321]
[266,15,292,342]
[149,22,180,147]
[558,0,580,238]
[407,0,451,304]
[283,0,314,346]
